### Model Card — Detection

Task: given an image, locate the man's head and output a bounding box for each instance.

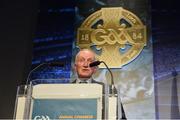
[74,49,97,79]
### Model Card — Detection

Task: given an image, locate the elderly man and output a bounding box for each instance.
[72,49,102,84]
[72,49,126,119]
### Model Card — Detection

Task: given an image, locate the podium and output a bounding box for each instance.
[14,81,122,119]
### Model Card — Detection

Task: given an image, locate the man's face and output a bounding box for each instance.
[75,50,96,78]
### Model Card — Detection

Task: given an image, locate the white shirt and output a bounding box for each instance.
[76,77,93,83]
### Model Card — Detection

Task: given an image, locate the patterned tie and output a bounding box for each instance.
[79,81,88,84]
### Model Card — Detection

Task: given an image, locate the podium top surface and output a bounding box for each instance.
[32,84,103,99]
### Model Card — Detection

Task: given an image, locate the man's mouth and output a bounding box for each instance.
[82,69,90,71]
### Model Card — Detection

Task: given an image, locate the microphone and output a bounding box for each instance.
[26,62,64,84]
[24,61,64,95]
[89,61,102,67]
[25,63,47,86]
[89,60,116,96]
[90,61,126,119]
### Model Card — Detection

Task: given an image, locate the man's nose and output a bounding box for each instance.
[83,61,89,67]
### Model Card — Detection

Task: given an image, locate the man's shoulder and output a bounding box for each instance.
[71,79,104,85]
[71,79,76,83]
[92,79,104,85]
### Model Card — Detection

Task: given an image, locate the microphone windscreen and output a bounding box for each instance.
[89,61,101,67]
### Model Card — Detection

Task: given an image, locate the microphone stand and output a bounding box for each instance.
[23,61,64,119]
[23,62,48,119]
[24,61,64,94]
[100,61,116,96]
[26,63,47,87]
[98,61,126,120]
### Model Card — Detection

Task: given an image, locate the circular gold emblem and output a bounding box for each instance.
[77,7,147,68]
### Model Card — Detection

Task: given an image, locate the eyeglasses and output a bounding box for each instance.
[77,58,94,64]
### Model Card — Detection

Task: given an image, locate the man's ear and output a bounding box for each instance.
[93,66,98,73]
[73,63,77,72]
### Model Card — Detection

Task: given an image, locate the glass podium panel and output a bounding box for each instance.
[30,84,103,119]
[14,79,125,119]
[14,79,103,120]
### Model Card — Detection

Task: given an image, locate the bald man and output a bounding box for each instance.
[72,49,126,119]
[72,49,102,84]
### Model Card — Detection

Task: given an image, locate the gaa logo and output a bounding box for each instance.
[33,115,50,120]
[77,7,147,68]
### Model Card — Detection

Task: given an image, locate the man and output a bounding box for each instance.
[72,49,102,84]
[72,49,126,119]
[72,49,105,119]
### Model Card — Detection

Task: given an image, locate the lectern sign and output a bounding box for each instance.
[31,99,97,120]
[77,7,147,68]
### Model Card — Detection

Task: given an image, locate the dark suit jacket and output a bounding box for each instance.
[71,79,126,119]
[71,79,104,85]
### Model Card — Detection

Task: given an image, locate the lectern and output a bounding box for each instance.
[14,81,121,119]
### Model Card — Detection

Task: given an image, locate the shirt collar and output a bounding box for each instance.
[76,77,92,83]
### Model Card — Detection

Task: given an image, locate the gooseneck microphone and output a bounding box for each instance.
[89,60,126,119]
[22,62,64,119]
[24,62,64,95]
[25,62,64,85]
[89,61,102,67]
[25,63,46,89]
[89,60,116,96]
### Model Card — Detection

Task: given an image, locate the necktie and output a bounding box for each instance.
[79,81,87,83]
